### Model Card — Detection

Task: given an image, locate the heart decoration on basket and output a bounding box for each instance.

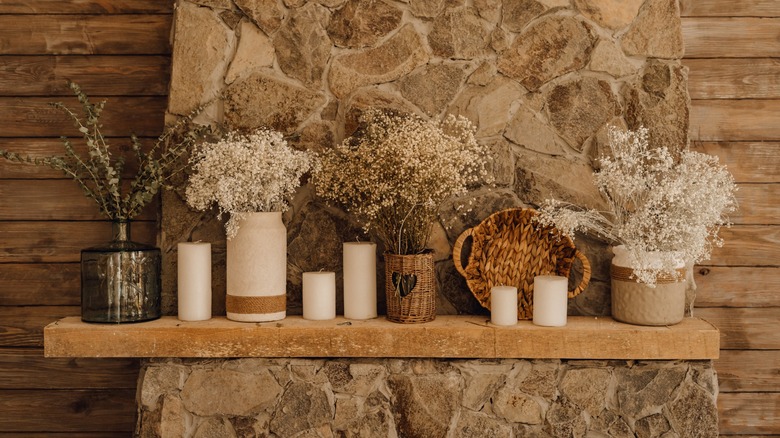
[453,208,591,320]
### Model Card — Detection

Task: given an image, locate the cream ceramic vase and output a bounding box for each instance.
[226,212,287,322]
[610,245,686,326]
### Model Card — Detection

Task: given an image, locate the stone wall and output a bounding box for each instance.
[136,358,717,437]
[162,0,690,317]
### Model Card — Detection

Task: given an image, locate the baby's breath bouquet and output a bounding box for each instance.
[314,108,490,255]
[0,82,206,220]
[537,126,738,285]
[185,129,314,239]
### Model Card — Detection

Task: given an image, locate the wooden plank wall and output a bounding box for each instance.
[682,0,780,435]
[0,0,170,435]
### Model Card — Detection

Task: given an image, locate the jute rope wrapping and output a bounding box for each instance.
[385,252,436,324]
[453,208,591,320]
[226,294,286,314]
[611,265,686,284]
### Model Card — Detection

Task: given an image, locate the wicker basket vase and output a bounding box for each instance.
[385,251,436,323]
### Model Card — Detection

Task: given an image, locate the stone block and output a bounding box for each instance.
[329,24,428,98]
[225,19,274,84]
[497,16,596,91]
[388,373,460,437]
[448,77,526,138]
[622,0,683,58]
[546,77,619,151]
[428,7,490,59]
[181,368,282,416]
[560,367,611,415]
[233,0,284,34]
[574,0,644,30]
[399,63,467,116]
[274,3,331,88]
[169,2,234,115]
[455,410,511,437]
[327,0,402,48]
[224,72,326,134]
[269,381,333,437]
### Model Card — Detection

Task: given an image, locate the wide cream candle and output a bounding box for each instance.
[343,242,377,320]
[177,242,212,321]
[490,285,518,326]
[533,275,568,327]
[303,271,336,320]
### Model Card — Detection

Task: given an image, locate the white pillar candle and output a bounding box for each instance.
[177,242,212,321]
[343,242,377,320]
[533,275,568,327]
[303,271,336,320]
[490,286,518,326]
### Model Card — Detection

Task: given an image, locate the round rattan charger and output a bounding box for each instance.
[453,208,591,320]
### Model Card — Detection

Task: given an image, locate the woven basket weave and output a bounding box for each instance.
[453,208,591,320]
[385,251,436,324]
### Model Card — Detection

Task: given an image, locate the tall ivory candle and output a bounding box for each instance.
[533,275,568,327]
[177,242,212,321]
[343,242,377,319]
[490,286,518,326]
[303,271,336,320]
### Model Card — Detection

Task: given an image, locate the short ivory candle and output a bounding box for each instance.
[343,242,377,319]
[533,275,568,327]
[302,271,336,320]
[490,286,518,326]
[177,242,212,321]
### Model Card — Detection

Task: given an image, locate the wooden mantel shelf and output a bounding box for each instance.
[44,316,719,360]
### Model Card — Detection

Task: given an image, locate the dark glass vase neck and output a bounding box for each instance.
[112,220,130,242]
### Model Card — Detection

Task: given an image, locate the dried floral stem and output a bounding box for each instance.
[537,126,738,285]
[0,82,208,221]
[314,108,491,255]
[185,129,314,239]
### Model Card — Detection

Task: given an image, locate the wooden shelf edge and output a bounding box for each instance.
[43,315,720,360]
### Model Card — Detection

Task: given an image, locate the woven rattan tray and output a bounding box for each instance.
[453,208,591,320]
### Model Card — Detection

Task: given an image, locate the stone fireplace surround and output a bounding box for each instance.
[44,0,715,437]
[44,316,720,437]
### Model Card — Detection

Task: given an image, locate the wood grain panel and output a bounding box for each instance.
[0,180,157,221]
[682,18,780,58]
[0,0,172,14]
[719,392,780,435]
[696,308,779,350]
[694,266,780,307]
[0,263,80,306]
[729,184,780,225]
[0,138,156,178]
[0,389,135,432]
[707,226,780,266]
[0,349,138,389]
[690,100,780,142]
[680,0,780,17]
[0,15,171,55]
[0,433,131,437]
[0,56,170,96]
[0,221,157,263]
[691,142,780,183]
[716,350,780,392]
[0,306,80,347]
[685,58,780,99]
[0,96,166,138]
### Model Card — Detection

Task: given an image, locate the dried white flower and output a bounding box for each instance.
[314,108,492,254]
[185,129,314,238]
[537,126,738,285]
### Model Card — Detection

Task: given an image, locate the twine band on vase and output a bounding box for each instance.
[610,264,686,284]
[226,294,286,314]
